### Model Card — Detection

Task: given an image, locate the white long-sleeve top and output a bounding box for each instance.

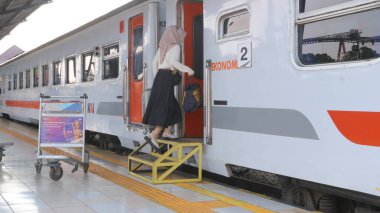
[152,44,194,76]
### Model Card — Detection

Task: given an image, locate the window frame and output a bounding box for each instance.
[42,64,49,87]
[0,75,4,94]
[294,0,380,69]
[33,66,39,88]
[13,73,17,90]
[65,56,77,84]
[131,27,144,82]
[52,60,62,86]
[19,72,23,89]
[102,42,120,80]
[7,74,11,91]
[216,7,251,42]
[81,51,96,82]
[25,69,30,88]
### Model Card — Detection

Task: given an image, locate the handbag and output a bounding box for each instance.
[172,71,182,86]
[182,77,203,112]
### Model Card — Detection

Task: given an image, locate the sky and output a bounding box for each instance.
[0,0,131,54]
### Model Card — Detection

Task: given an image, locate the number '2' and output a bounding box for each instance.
[241,47,248,61]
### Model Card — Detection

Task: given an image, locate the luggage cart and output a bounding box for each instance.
[35,93,90,181]
[0,141,13,162]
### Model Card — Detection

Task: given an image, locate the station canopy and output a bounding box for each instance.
[0,0,50,41]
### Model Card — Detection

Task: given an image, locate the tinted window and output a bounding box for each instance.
[42,65,49,86]
[103,44,119,79]
[299,9,380,65]
[132,27,143,81]
[25,69,30,88]
[53,61,61,85]
[13,74,17,90]
[0,75,3,94]
[82,51,95,82]
[7,75,11,91]
[221,9,249,39]
[19,72,23,89]
[66,57,76,84]
[33,67,39,87]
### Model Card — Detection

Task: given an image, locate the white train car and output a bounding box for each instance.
[1,0,380,211]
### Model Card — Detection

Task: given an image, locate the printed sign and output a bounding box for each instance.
[237,42,252,68]
[40,117,83,144]
[42,102,83,114]
[211,60,238,71]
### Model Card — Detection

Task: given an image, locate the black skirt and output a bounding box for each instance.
[142,69,182,127]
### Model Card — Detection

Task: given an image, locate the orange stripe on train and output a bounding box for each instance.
[5,100,39,109]
[328,110,380,147]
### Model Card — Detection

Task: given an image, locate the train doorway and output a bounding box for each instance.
[182,1,203,138]
[128,14,144,124]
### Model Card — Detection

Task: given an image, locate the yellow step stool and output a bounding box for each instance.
[128,139,202,184]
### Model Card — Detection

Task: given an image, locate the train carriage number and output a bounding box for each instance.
[237,42,252,68]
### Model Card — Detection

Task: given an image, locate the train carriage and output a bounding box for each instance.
[1,0,380,211]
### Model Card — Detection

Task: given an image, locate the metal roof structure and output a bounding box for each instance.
[0,0,51,41]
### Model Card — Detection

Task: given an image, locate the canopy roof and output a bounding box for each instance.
[0,0,50,41]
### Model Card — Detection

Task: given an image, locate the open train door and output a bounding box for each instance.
[182,1,204,138]
[128,14,144,124]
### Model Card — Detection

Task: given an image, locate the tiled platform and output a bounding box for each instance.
[0,119,309,213]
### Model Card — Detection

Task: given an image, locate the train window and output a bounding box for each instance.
[53,61,61,85]
[13,74,17,90]
[7,75,11,91]
[132,27,143,81]
[19,72,23,89]
[65,57,76,84]
[42,65,49,86]
[33,67,39,87]
[299,0,354,13]
[82,51,95,82]
[102,44,119,80]
[25,69,30,88]
[219,9,249,39]
[297,1,380,65]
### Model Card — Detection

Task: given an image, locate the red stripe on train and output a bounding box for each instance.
[328,110,380,147]
[5,100,39,109]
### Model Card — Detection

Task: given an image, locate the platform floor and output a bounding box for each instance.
[0,119,309,213]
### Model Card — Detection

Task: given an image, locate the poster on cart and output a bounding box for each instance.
[40,117,84,144]
[42,102,83,114]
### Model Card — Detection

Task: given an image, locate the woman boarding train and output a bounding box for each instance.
[143,25,194,152]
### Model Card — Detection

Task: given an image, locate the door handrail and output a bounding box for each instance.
[205,60,212,145]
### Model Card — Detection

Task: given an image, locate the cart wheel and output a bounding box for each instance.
[35,160,42,174]
[49,166,63,181]
[35,165,42,173]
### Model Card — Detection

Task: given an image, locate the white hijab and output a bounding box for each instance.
[159,25,187,64]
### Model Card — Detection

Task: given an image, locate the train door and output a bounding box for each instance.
[128,14,144,124]
[182,1,204,138]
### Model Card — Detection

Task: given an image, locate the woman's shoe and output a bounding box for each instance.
[144,136,160,153]
[162,132,178,140]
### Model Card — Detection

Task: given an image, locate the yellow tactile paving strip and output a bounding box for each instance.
[197,200,233,209]
[0,125,276,213]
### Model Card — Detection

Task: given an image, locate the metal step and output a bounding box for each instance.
[127,139,203,184]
